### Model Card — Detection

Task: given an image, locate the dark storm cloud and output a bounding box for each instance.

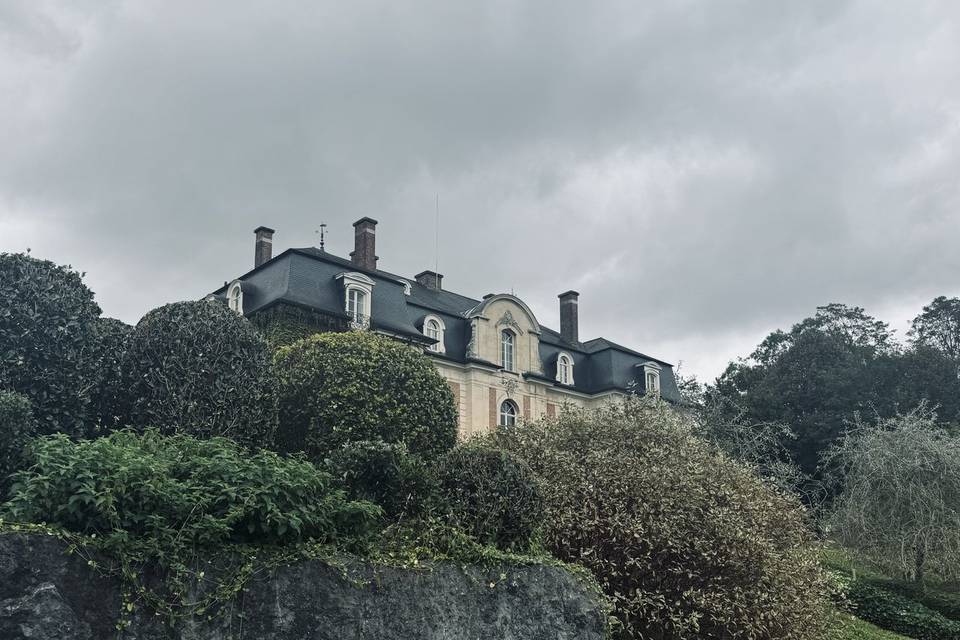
[2,0,959,380]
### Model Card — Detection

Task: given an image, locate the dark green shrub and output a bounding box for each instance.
[120,301,276,449]
[274,332,457,459]
[434,445,544,552]
[2,429,381,548]
[496,397,831,640]
[846,580,960,640]
[87,317,133,434]
[877,580,960,623]
[0,391,37,497]
[325,440,438,520]
[0,253,101,436]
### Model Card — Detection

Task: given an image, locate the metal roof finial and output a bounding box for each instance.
[315,223,327,252]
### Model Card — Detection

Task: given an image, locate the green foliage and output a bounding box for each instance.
[496,397,831,640]
[87,317,133,433]
[120,301,276,449]
[274,331,458,459]
[2,429,381,549]
[909,296,960,360]
[0,391,37,497]
[827,410,960,585]
[827,612,912,640]
[434,444,544,552]
[250,304,348,349]
[0,252,101,436]
[844,580,960,640]
[325,440,438,521]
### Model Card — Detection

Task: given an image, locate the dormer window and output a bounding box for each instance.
[347,288,367,323]
[556,352,575,385]
[640,361,662,396]
[336,272,375,330]
[500,330,516,371]
[227,282,243,314]
[422,314,446,354]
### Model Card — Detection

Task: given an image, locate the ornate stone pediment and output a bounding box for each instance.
[496,310,523,334]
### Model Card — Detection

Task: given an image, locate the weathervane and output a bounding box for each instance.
[315,223,327,251]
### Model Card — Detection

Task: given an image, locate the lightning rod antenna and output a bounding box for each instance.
[435,194,440,276]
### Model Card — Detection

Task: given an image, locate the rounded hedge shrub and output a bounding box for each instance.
[3,429,381,547]
[120,301,276,449]
[325,440,438,521]
[495,397,831,640]
[434,444,544,552]
[0,391,37,498]
[0,253,101,436]
[87,317,133,434]
[274,331,458,459]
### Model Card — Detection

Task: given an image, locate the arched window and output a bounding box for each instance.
[422,314,446,353]
[336,272,375,330]
[500,330,515,371]
[228,283,243,314]
[499,399,518,427]
[556,352,574,385]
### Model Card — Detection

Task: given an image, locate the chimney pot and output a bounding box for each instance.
[415,270,443,290]
[350,218,378,271]
[254,226,275,268]
[558,290,580,344]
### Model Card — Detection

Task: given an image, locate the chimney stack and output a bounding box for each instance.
[558,290,580,344]
[254,226,275,268]
[415,270,443,290]
[350,217,378,271]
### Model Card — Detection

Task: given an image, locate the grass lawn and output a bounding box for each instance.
[830,612,912,639]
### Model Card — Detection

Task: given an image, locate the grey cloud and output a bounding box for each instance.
[2,0,959,381]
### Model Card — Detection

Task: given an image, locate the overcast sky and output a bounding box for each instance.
[2,1,959,382]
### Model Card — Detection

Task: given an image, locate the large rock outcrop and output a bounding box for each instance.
[0,533,606,639]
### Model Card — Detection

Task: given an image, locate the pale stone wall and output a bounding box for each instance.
[433,359,624,438]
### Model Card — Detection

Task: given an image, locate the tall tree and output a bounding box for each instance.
[827,409,960,585]
[909,296,960,360]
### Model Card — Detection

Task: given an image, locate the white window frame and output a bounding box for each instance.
[500,330,516,372]
[422,314,446,354]
[227,281,243,314]
[499,399,519,427]
[336,272,375,330]
[556,352,575,385]
[642,362,662,396]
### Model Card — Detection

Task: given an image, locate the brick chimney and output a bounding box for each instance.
[254,226,275,268]
[350,217,378,271]
[415,270,443,290]
[558,290,579,344]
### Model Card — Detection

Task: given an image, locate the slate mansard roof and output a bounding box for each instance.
[211,246,681,402]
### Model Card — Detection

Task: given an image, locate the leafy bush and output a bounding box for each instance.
[274,331,458,459]
[434,444,544,552]
[845,580,960,640]
[495,397,831,640]
[87,317,133,433]
[325,440,438,520]
[0,391,37,497]
[2,429,380,549]
[0,252,101,436]
[120,301,276,449]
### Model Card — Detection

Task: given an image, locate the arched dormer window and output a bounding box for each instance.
[639,361,662,397]
[336,272,375,330]
[227,282,243,314]
[499,399,519,427]
[500,330,515,371]
[556,352,575,385]
[423,314,446,354]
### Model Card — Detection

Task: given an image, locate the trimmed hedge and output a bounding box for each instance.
[87,317,133,434]
[120,301,276,449]
[325,440,438,520]
[0,253,101,436]
[0,391,37,497]
[274,332,457,459]
[846,581,960,640]
[435,445,544,552]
